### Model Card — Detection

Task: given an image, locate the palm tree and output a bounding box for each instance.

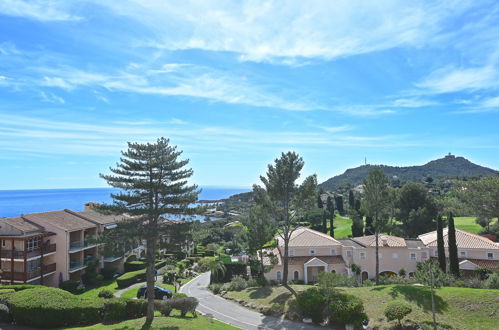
[350,262,362,285]
[209,259,227,284]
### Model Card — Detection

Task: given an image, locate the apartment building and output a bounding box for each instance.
[264,227,499,283]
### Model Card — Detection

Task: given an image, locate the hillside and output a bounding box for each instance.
[319,154,497,191]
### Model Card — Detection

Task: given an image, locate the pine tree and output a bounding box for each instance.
[99,138,200,325]
[348,190,355,210]
[448,213,460,277]
[436,216,446,273]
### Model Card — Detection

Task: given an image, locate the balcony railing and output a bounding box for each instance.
[2,263,57,281]
[0,244,56,259]
[69,237,98,251]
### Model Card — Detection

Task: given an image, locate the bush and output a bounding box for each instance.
[125,299,147,319]
[384,300,412,324]
[0,285,39,292]
[124,261,146,273]
[363,279,374,287]
[102,299,127,322]
[296,288,325,323]
[398,268,406,277]
[116,269,147,288]
[98,289,115,299]
[100,267,116,280]
[485,272,499,289]
[9,287,103,328]
[0,303,11,323]
[208,283,223,294]
[328,293,367,326]
[475,267,492,280]
[228,276,247,291]
[173,292,188,298]
[163,271,177,285]
[0,289,15,294]
[162,297,199,317]
[465,276,483,289]
[59,280,81,293]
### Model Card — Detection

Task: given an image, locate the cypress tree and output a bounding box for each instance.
[365,216,374,235]
[448,213,460,277]
[335,195,345,215]
[436,216,446,272]
[317,194,324,209]
[322,211,327,234]
[348,190,355,210]
[354,198,361,211]
[100,137,200,324]
[330,215,335,238]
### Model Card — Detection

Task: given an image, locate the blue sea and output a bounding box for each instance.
[0,187,249,218]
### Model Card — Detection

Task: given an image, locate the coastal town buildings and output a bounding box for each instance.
[264,227,499,283]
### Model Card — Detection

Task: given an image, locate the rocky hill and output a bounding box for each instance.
[319,154,497,191]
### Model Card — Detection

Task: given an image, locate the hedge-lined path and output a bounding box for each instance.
[180,272,324,330]
[114,282,145,298]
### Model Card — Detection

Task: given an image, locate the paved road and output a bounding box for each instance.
[180,272,324,330]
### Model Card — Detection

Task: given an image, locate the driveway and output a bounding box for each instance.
[180,272,324,330]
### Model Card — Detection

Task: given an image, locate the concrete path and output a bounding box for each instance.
[180,272,324,330]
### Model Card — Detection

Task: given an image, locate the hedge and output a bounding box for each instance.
[124,261,147,273]
[210,258,247,283]
[0,284,41,291]
[116,260,168,288]
[9,287,104,328]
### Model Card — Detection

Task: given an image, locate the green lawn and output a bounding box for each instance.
[225,284,499,330]
[78,279,120,298]
[120,281,175,299]
[65,311,238,330]
[325,215,481,239]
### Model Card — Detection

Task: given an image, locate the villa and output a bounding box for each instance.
[264,227,499,283]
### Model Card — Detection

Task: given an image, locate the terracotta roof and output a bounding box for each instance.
[462,258,499,270]
[72,209,124,225]
[279,227,342,247]
[337,238,365,248]
[352,234,407,247]
[23,210,95,231]
[288,255,345,265]
[418,228,499,250]
[405,239,426,248]
[0,217,43,234]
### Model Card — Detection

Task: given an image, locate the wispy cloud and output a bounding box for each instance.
[0,0,81,21]
[39,91,65,104]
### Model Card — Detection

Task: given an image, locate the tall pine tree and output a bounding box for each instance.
[99,138,199,325]
[448,213,460,277]
[436,216,446,273]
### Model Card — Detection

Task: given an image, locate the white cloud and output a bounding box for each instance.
[39,91,65,104]
[415,66,498,94]
[0,0,81,21]
[101,0,471,63]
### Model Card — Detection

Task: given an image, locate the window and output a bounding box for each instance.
[276,271,282,282]
[1,240,6,247]
[27,237,40,251]
[434,250,438,257]
[487,252,494,260]
[360,252,366,260]
[392,253,399,259]
[331,248,336,256]
[309,249,316,256]
[422,252,428,259]
[460,251,467,258]
[346,250,353,257]
[410,253,416,261]
[289,249,294,257]
[27,259,40,272]
[293,271,299,281]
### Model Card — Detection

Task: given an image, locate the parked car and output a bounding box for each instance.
[136,285,172,300]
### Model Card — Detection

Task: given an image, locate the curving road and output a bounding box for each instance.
[180,272,324,330]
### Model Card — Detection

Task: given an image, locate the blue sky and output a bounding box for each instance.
[1,0,499,190]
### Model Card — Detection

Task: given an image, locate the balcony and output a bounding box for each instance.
[0,244,56,260]
[69,237,98,252]
[2,263,57,282]
[69,260,87,272]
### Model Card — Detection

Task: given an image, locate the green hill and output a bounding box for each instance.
[319,154,497,191]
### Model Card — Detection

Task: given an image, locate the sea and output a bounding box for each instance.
[0,187,249,218]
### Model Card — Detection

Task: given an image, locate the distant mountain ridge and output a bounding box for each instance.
[319,154,498,191]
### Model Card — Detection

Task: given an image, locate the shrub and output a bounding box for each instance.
[208,283,223,295]
[102,299,127,322]
[9,287,104,328]
[384,300,412,325]
[485,272,499,289]
[328,293,367,326]
[0,285,39,292]
[158,299,173,316]
[124,261,146,273]
[475,267,492,280]
[228,276,247,291]
[59,280,80,293]
[398,268,406,277]
[100,267,116,280]
[465,276,483,289]
[0,289,15,294]
[98,289,115,299]
[0,303,11,323]
[163,271,177,285]
[296,287,325,323]
[155,260,167,269]
[362,279,374,287]
[116,269,147,288]
[172,297,199,317]
[125,299,147,319]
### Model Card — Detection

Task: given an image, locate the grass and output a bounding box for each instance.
[324,215,481,238]
[78,279,120,298]
[121,281,175,299]
[65,311,238,330]
[224,284,499,330]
